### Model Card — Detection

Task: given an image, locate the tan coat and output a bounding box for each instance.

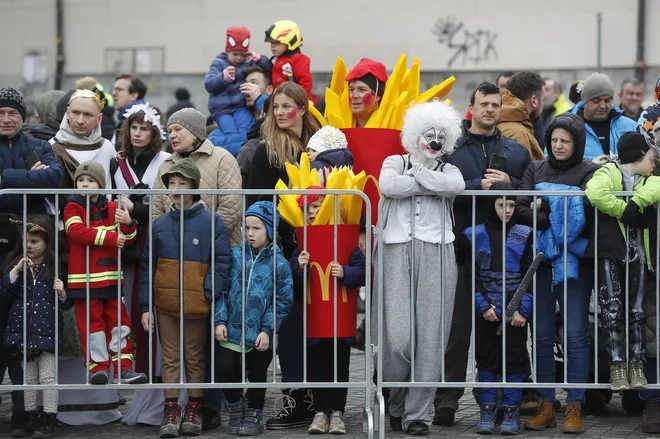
[497,90,545,161]
[152,139,242,246]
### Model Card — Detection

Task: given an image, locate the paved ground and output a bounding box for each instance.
[0,344,654,438]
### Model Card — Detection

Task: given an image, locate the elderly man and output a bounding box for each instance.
[50,89,116,190]
[571,72,637,163]
[0,86,63,436]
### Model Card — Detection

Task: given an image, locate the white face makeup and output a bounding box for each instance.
[417,127,447,159]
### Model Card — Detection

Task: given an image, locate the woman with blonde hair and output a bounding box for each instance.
[247,82,321,430]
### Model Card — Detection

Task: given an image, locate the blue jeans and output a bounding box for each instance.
[639,357,660,402]
[535,264,592,403]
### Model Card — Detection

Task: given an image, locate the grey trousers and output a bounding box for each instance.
[373,239,457,429]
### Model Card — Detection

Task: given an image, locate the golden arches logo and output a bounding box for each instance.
[308,262,348,304]
[364,174,382,198]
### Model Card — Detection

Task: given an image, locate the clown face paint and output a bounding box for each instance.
[418,127,447,159]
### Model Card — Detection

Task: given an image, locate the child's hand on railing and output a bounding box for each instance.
[298,251,310,271]
[256,331,269,351]
[330,262,345,280]
[54,278,66,301]
[116,233,126,248]
[215,324,227,342]
[115,206,132,225]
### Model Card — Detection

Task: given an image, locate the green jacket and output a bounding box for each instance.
[585,162,660,268]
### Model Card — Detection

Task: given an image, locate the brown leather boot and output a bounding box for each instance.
[524,400,556,430]
[563,401,583,434]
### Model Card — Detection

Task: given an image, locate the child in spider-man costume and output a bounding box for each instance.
[205,26,272,156]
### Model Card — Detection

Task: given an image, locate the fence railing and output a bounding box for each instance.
[0,188,658,438]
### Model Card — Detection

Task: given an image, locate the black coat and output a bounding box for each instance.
[0,265,72,355]
[443,121,532,236]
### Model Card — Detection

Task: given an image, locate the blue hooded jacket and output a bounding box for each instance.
[205,53,272,119]
[214,242,293,347]
[534,182,588,285]
[570,103,637,160]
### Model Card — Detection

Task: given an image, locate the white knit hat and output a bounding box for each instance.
[307,126,348,154]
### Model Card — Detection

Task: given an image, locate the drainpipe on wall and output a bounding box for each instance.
[635,0,646,82]
[54,0,65,89]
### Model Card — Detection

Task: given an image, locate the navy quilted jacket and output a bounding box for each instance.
[0,265,72,354]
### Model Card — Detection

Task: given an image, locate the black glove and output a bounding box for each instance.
[637,207,655,230]
[620,200,640,229]
[128,182,149,203]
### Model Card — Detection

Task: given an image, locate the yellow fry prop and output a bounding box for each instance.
[311,54,455,130]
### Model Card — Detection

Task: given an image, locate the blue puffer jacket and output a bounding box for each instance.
[0,266,72,354]
[535,182,588,285]
[205,53,272,119]
[0,131,64,215]
[138,203,233,319]
[208,107,257,157]
[214,242,293,347]
[570,103,637,160]
[310,148,354,186]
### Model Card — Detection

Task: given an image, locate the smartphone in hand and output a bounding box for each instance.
[25,151,40,170]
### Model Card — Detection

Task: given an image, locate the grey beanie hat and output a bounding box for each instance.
[167,108,207,141]
[581,73,614,103]
[0,87,27,121]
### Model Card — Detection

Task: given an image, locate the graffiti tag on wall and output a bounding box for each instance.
[432,16,499,68]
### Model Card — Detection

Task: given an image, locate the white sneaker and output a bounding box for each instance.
[329,411,346,434]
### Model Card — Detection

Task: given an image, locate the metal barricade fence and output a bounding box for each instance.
[1,187,659,438]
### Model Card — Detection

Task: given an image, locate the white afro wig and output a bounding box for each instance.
[400,99,462,155]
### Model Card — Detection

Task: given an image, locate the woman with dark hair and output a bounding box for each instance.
[515,113,599,434]
[247,82,320,430]
[110,103,172,427]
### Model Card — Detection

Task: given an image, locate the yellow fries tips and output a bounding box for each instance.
[308,102,327,127]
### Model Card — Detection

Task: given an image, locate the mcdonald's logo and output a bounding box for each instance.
[364,174,382,198]
[308,262,348,304]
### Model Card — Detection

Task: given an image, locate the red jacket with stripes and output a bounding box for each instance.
[63,196,137,298]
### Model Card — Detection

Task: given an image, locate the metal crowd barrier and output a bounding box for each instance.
[1,188,659,438]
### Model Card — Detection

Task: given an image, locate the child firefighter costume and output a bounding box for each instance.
[372,100,465,434]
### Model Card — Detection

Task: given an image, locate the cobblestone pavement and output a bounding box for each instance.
[0,347,653,438]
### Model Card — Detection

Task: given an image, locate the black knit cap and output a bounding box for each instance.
[355,73,385,97]
[545,113,587,169]
[617,132,653,164]
[0,87,27,121]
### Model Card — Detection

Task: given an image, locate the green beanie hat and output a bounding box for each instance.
[161,158,201,201]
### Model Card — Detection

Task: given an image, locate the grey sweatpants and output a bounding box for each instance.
[372,239,457,429]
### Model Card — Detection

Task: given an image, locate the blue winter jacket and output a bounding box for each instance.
[0,267,72,354]
[205,53,272,119]
[570,103,637,160]
[0,131,63,215]
[214,242,293,347]
[208,107,258,157]
[534,182,588,285]
[138,203,233,318]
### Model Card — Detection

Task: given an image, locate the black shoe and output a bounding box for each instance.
[584,389,607,415]
[266,391,307,430]
[202,405,222,430]
[353,318,366,351]
[432,407,455,426]
[303,389,315,421]
[33,412,56,439]
[11,411,38,438]
[389,415,402,431]
[407,421,429,435]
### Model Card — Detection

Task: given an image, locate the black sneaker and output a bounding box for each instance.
[11,411,37,438]
[33,412,56,439]
[432,407,455,426]
[266,392,307,430]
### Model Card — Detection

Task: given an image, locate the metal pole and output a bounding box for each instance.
[596,12,603,72]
